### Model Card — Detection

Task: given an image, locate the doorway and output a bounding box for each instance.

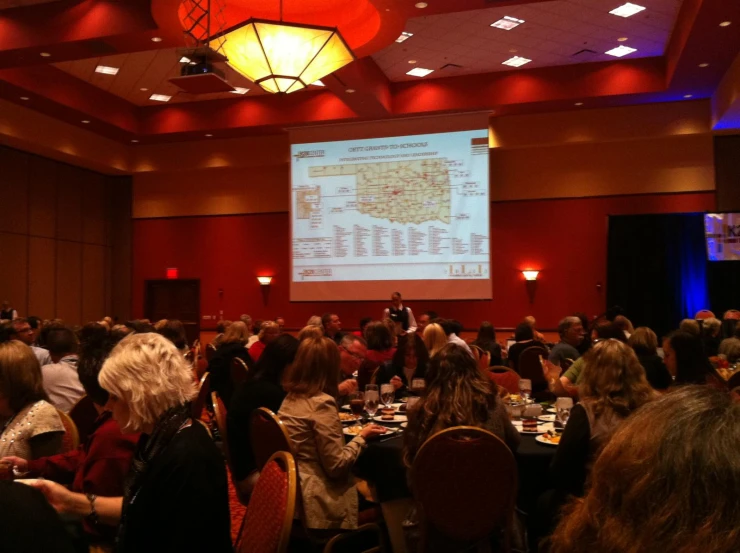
[144,279,200,345]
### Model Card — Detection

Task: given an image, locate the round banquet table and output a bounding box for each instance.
[352,429,556,513]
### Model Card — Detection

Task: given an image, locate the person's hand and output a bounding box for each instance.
[338,379,358,396]
[390,376,403,391]
[542,359,562,381]
[29,479,77,514]
[360,424,387,439]
[0,456,28,474]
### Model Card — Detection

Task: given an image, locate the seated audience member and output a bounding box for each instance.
[573,313,592,355]
[298,324,324,342]
[628,327,673,390]
[306,315,323,327]
[719,321,740,363]
[353,317,372,338]
[663,331,725,388]
[700,317,722,357]
[524,315,547,343]
[336,334,363,399]
[375,332,430,393]
[322,312,344,344]
[548,316,584,366]
[404,343,520,469]
[0,341,64,460]
[2,331,138,548]
[248,319,262,348]
[472,321,503,366]
[156,319,189,355]
[10,318,51,366]
[445,319,472,353]
[228,335,299,503]
[278,337,386,530]
[549,386,740,553]
[33,333,232,553]
[41,326,84,413]
[423,322,448,359]
[210,319,232,349]
[27,316,42,346]
[613,315,635,339]
[239,313,253,331]
[275,316,285,333]
[153,319,168,331]
[678,318,701,336]
[507,322,541,372]
[207,321,254,407]
[0,481,77,553]
[78,322,109,349]
[362,320,396,385]
[123,320,155,334]
[248,320,280,363]
[415,311,435,336]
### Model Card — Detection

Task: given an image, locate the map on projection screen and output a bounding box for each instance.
[290,129,491,301]
[705,213,740,261]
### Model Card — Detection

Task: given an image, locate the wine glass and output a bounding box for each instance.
[380,383,395,409]
[518,379,532,403]
[555,397,573,427]
[349,392,365,419]
[365,384,380,418]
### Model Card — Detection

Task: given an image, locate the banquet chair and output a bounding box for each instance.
[323,523,387,553]
[211,392,236,475]
[184,349,195,365]
[725,310,740,320]
[232,357,250,387]
[56,409,80,453]
[191,372,212,420]
[695,310,716,320]
[489,367,520,395]
[250,408,295,470]
[206,342,217,362]
[237,451,297,553]
[517,345,551,401]
[410,427,518,553]
[68,395,98,446]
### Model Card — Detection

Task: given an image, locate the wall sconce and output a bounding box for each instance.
[521,270,539,303]
[257,276,273,286]
[522,270,539,281]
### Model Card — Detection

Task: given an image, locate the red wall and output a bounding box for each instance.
[132,191,715,331]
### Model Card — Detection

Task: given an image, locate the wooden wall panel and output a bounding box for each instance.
[0,232,29,313]
[56,165,82,242]
[0,148,29,234]
[28,237,56,317]
[55,241,82,325]
[82,244,106,323]
[28,158,58,239]
[82,173,107,245]
[714,135,740,212]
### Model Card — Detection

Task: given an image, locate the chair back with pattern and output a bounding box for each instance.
[238,451,297,553]
[489,369,521,395]
[191,372,211,420]
[211,392,235,474]
[411,427,518,550]
[232,357,250,387]
[695,310,716,320]
[250,407,295,471]
[68,395,98,446]
[518,345,549,393]
[725,310,740,321]
[323,523,386,553]
[56,409,80,453]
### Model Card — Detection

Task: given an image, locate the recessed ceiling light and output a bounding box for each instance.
[502,56,532,68]
[509,48,518,53]
[205,134,213,137]
[230,87,249,94]
[699,63,709,67]
[618,37,629,42]
[575,102,584,106]
[312,80,324,86]
[149,94,172,102]
[396,31,413,43]
[20,96,29,101]
[95,65,119,75]
[81,120,90,124]
[609,3,646,17]
[407,67,434,77]
[346,88,356,93]
[151,37,163,42]
[408,59,417,64]
[719,21,732,27]
[684,94,693,98]
[491,16,526,30]
[179,56,191,64]
[40,52,51,57]
[131,139,139,143]
[605,45,637,57]
[140,87,149,92]
[415,2,427,8]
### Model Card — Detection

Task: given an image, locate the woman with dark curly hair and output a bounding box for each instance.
[373,332,429,393]
[403,343,519,468]
[549,386,740,553]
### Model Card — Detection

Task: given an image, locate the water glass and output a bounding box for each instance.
[380,383,395,408]
[365,384,379,417]
[518,379,532,403]
[555,397,573,427]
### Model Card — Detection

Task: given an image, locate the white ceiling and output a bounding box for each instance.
[373,0,683,81]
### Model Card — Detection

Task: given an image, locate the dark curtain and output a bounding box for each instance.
[607,214,710,338]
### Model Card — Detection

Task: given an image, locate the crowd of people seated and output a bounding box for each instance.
[1,297,740,553]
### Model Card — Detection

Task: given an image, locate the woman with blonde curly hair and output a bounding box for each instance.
[422,322,447,358]
[550,386,740,553]
[31,333,232,553]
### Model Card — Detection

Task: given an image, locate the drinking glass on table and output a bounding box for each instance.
[555,397,573,427]
[518,379,532,403]
[410,378,426,395]
[349,392,365,418]
[365,384,380,418]
[380,383,395,409]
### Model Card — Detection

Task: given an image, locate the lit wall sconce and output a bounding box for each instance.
[521,270,539,303]
[522,270,539,281]
[257,276,273,286]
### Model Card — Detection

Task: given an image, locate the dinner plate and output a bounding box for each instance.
[338,413,362,424]
[400,421,408,429]
[512,421,554,435]
[536,434,559,446]
[343,425,399,438]
[537,414,557,422]
[546,407,557,414]
[372,414,408,424]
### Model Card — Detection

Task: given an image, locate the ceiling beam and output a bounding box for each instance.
[324,57,392,118]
